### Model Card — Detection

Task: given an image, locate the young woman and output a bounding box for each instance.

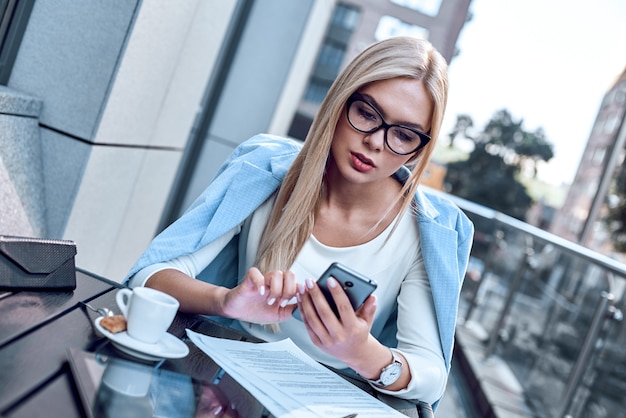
[125,36,473,407]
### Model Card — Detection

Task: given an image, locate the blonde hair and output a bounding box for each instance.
[257,36,448,272]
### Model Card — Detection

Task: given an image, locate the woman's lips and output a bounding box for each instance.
[351,152,375,172]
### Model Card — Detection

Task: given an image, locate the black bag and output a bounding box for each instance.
[0,235,77,290]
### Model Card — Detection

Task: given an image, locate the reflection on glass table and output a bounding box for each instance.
[68,348,243,418]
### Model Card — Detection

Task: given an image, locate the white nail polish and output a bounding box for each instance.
[280,299,288,307]
[267,297,276,306]
[259,286,265,296]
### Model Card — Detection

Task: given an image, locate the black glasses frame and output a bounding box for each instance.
[346,94,431,155]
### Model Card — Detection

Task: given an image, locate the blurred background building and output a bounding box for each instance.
[287,0,470,139]
[550,69,626,256]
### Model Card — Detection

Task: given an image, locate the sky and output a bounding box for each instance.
[439,0,626,186]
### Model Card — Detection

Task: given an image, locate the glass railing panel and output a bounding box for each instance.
[496,260,611,417]
[443,188,626,418]
[565,291,625,417]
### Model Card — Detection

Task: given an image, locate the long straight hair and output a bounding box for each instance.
[256,37,449,272]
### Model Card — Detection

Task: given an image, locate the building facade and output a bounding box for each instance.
[551,68,626,256]
[0,0,471,281]
[289,0,471,139]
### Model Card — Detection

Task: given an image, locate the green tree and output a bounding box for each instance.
[444,110,554,220]
[447,114,474,148]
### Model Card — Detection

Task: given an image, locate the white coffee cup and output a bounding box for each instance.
[115,287,179,344]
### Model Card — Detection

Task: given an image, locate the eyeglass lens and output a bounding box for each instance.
[347,99,428,155]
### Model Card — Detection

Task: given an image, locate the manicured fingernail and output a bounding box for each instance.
[306,278,315,289]
[280,299,288,307]
[296,292,301,302]
[212,405,223,414]
[259,286,265,296]
[328,277,337,288]
[298,283,305,293]
[267,297,276,306]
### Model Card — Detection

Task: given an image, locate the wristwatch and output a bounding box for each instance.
[367,350,403,387]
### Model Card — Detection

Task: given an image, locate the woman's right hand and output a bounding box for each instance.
[220,267,297,323]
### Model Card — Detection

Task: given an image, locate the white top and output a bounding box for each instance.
[130,197,446,403]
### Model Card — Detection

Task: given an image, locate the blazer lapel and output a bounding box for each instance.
[200,151,298,247]
[415,189,462,369]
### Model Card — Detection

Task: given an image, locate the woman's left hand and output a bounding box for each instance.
[295,277,379,369]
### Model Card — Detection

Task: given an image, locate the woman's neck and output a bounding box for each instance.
[314,175,404,247]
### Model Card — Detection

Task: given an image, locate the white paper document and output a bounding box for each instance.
[186,330,407,418]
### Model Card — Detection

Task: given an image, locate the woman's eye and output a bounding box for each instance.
[358,104,378,122]
[392,127,419,143]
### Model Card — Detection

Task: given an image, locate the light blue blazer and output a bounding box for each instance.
[125,134,474,376]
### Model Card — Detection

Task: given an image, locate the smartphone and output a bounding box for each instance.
[292,262,378,320]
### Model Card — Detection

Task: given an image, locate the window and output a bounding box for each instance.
[317,43,344,72]
[603,113,620,135]
[304,80,329,104]
[332,3,359,30]
[374,15,429,41]
[592,147,606,165]
[289,2,361,137]
[390,0,442,17]
[0,0,35,84]
[585,180,598,198]
[616,81,626,104]
[301,3,359,105]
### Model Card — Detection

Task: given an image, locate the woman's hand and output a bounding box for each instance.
[221,267,297,324]
[195,383,239,418]
[296,277,381,370]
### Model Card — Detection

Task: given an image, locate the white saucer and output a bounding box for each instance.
[95,317,189,361]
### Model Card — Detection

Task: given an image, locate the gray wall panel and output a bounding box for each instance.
[211,0,314,142]
[40,128,91,237]
[8,0,139,140]
[181,0,313,213]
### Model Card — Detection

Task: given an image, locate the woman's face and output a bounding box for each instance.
[329,77,433,187]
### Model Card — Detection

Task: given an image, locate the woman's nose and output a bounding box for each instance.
[363,127,385,151]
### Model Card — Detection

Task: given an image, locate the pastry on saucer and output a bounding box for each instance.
[100,315,127,334]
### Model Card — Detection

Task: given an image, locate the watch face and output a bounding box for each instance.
[381,362,402,386]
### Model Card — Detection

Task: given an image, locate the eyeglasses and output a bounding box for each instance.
[346,94,431,155]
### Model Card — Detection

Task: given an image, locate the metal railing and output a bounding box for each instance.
[431,188,626,418]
